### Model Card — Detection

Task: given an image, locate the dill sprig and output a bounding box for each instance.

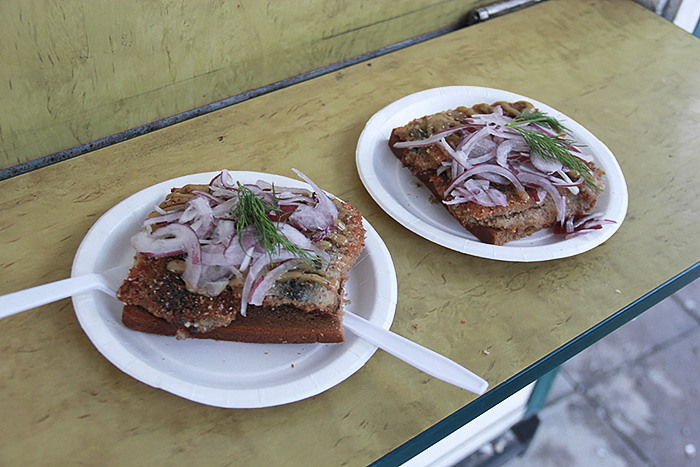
[232,183,315,263]
[509,111,570,133]
[507,111,598,188]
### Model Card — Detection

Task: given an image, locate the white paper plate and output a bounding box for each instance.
[356,86,628,262]
[71,171,397,408]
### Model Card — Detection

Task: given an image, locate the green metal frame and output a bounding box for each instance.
[371,261,700,466]
[525,367,559,416]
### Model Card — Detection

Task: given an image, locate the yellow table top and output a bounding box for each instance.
[2,0,700,465]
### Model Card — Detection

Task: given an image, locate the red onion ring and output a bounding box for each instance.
[131,170,342,313]
[446,164,526,198]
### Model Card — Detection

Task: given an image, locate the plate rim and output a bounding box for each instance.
[71,170,398,408]
[356,85,629,262]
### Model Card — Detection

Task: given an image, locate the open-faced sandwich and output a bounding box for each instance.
[116,170,365,344]
[389,101,609,245]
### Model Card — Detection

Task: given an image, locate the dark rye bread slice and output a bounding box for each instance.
[388,101,605,245]
[122,304,344,344]
[117,195,365,344]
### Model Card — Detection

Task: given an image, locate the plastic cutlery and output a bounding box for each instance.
[0,263,488,394]
[0,264,131,320]
[343,311,488,395]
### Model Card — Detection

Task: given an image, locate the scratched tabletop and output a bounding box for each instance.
[2,1,700,465]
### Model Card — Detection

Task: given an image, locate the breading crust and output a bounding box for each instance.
[388,102,605,245]
[116,192,365,343]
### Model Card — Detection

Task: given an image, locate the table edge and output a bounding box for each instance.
[372,260,700,466]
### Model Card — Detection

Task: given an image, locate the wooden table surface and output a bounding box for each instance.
[2,1,700,465]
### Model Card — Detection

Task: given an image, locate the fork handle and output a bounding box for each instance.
[0,274,113,319]
[343,311,489,395]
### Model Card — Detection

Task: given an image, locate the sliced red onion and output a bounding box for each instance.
[202,219,236,246]
[239,253,272,317]
[197,264,241,296]
[209,172,223,187]
[565,217,575,233]
[274,184,313,198]
[248,259,304,306]
[456,126,491,154]
[446,164,526,197]
[240,250,299,316]
[476,171,511,185]
[191,190,221,206]
[278,223,314,250]
[573,214,597,228]
[486,127,523,140]
[276,222,329,263]
[211,197,239,219]
[132,170,344,311]
[550,179,584,189]
[255,179,275,191]
[484,185,508,206]
[143,210,183,231]
[277,193,310,205]
[552,170,582,194]
[467,107,512,127]
[564,218,615,239]
[277,220,329,264]
[517,171,566,224]
[448,128,493,179]
[437,138,461,161]
[180,196,215,237]
[153,204,169,216]
[237,226,265,254]
[438,139,470,179]
[311,245,331,267]
[311,223,335,244]
[495,140,516,167]
[468,148,497,166]
[288,169,338,232]
[466,179,491,203]
[210,169,236,189]
[391,123,474,148]
[398,109,592,218]
[133,223,203,291]
[182,249,202,292]
[242,183,269,203]
[445,179,507,207]
[530,149,564,174]
[131,223,198,258]
[220,238,241,266]
[209,185,239,200]
[201,243,229,266]
[533,187,548,204]
[222,230,259,271]
[471,137,497,157]
[578,218,616,230]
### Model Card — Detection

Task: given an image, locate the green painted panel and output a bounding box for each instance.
[0,0,485,169]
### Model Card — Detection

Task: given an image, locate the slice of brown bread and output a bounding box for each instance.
[122,303,345,344]
[388,102,604,245]
[117,181,365,344]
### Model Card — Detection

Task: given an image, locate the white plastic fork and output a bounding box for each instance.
[0,265,489,395]
[0,264,132,320]
[342,312,489,394]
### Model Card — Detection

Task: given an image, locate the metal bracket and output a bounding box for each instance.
[467,0,547,26]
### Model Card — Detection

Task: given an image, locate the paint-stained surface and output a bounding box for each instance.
[0,0,483,169]
[1,1,700,465]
